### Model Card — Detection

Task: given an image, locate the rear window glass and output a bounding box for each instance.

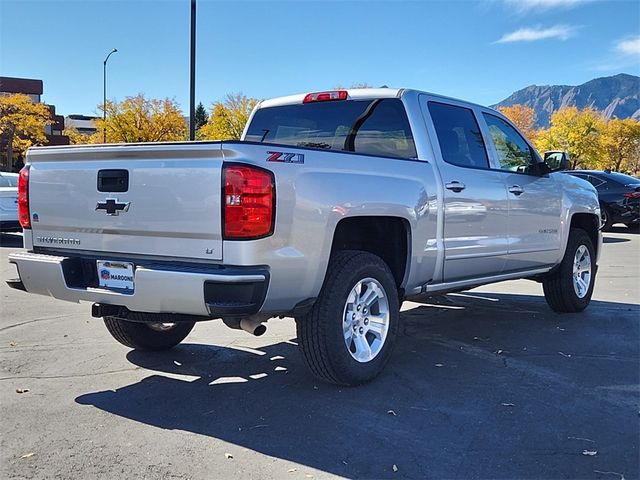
[0,175,17,187]
[597,172,640,186]
[245,99,417,159]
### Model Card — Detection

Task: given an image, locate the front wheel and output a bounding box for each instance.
[104,316,195,351]
[542,228,596,313]
[296,250,399,386]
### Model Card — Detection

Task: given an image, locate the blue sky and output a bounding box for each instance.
[1,0,639,116]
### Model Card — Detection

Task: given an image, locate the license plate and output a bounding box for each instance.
[97,261,135,292]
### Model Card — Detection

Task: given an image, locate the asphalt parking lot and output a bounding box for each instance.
[1,228,638,480]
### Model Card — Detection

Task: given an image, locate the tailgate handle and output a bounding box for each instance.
[97,170,129,192]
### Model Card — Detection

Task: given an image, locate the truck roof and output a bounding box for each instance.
[258,88,490,111]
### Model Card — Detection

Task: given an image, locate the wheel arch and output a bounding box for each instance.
[330,216,411,293]
[569,212,600,259]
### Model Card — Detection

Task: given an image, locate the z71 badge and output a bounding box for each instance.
[266,151,305,164]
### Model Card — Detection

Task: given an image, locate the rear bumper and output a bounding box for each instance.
[0,221,21,232]
[8,251,269,318]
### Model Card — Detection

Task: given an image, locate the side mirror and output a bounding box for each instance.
[544,151,570,172]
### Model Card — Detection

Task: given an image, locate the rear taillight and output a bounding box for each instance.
[223,164,274,240]
[623,191,640,198]
[303,90,348,103]
[18,165,31,229]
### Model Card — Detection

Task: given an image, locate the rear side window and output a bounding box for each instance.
[245,99,417,159]
[587,175,606,188]
[483,113,535,173]
[428,102,489,169]
[571,173,602,188]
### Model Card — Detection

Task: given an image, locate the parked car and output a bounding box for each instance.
[564,170,640,231]
[7,88,602,386]
[0,172,20,232]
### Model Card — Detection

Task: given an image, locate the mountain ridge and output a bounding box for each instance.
[493,73,640,127]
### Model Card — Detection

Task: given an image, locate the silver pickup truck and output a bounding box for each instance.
[8,88,601,385]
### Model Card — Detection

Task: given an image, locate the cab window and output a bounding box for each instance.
[428,102,489,169]
[483,113,535,174]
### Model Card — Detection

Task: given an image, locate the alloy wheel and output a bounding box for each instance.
[342,278,390,363]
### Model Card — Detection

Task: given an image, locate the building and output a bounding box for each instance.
[65,114,98,135]
[0,76,70,147]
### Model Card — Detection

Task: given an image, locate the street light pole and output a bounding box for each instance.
[189,0,196,140]
[103,48,118,143]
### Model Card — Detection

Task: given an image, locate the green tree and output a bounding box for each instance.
[95,94,187,143]
[0,93,53,171]
[198,93,258,141]
[194,102,209,130]
[535,107,605,169]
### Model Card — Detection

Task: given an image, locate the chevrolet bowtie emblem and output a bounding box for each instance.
[96,198,131,216]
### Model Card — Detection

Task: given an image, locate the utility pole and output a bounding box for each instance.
[189,0,196,140]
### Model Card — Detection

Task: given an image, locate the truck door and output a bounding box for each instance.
[480,112,562,272]
[424,100,509,282]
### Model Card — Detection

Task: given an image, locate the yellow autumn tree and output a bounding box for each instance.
[95,94,187,143]
[0,93,53,171]
[600,118,640,172]
[626,143,640,175]
[497,104,538,141]
[535,107,605,169]
[198,93,258,141]
[63,124,101,145]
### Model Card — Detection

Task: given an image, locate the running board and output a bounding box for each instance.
[419,267,553,295]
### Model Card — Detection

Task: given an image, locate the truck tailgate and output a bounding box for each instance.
[26,143,224,261]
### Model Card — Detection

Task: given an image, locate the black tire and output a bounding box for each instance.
[542,228,596,313]
[600,205,613,231]
[103,316,195,351]
[296,250,399,386]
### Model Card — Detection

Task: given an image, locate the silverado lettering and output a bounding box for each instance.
[36,237,81,245]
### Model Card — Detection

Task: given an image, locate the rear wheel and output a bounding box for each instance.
[296,250,399,386]
[600,206,613,231]
[542,228,596,313]
[104,316,195,350]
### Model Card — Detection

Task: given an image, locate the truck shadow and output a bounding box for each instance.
[76,293,639,479]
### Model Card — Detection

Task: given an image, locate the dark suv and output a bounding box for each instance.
[564,170,640,231]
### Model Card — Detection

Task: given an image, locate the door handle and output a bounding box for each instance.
[445,181,466,193]
[509,185,524,196]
